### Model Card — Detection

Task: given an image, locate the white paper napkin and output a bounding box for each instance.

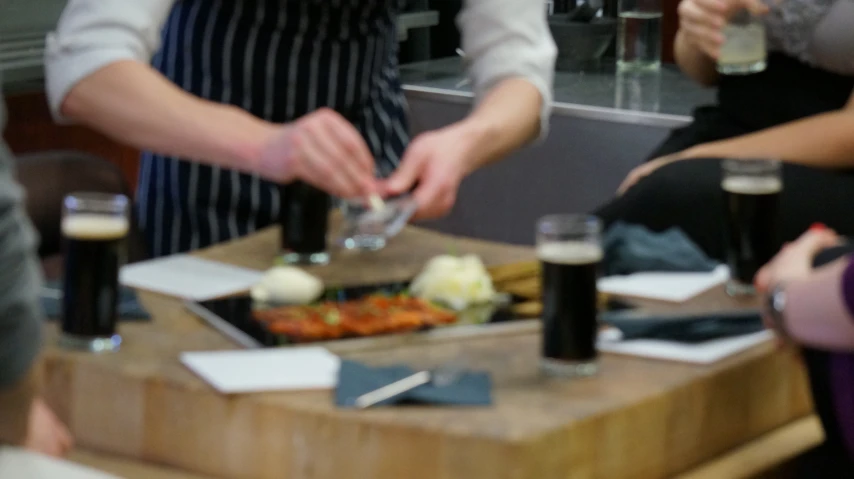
[0,448,121,479]
[180,347,341,394]
[597,265,730,303]
[597,328,773,364]
[120,255,264,301]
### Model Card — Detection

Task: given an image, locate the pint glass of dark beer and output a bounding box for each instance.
[280,182,331,265]
[537,215,603,377]
[722,159,782,296]
[60,193,130,352]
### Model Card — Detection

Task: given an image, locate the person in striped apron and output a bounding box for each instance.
[45,0,556,258]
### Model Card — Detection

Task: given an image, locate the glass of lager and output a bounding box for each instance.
[60,192,130,352]
[718,10,766,75]
[722,159,782,296]
[537,215,603,377]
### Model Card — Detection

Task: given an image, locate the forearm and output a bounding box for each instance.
[674,29,719,87]
[681,111,854,168]
[0,371,35,446]
[61,61,277,175]
[785,258,854,351]
[455,78,543,172]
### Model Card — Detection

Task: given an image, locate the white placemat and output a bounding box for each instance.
[181,347,341,394]
[598,328,773,364]
[598,265,730,303]
[120,255,264,301]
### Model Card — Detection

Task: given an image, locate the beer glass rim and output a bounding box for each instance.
[537,214,601,236]
[721,158,781,175]
[64,192,129,215]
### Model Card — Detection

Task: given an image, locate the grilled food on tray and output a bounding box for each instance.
[253,295,457,342]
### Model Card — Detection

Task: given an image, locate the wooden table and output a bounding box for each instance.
[42,227,813,479]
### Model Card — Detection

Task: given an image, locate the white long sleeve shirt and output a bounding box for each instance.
[44,0,557,136]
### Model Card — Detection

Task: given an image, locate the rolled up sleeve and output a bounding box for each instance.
[457,0,557,140]
[44,0,176,123]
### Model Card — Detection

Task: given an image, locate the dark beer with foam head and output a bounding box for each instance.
[539,241,603,363]
[60,193,129,352]
[721,160,782,296]
[537,215,603,377]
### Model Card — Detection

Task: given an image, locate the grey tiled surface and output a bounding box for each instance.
[399,57,717,118]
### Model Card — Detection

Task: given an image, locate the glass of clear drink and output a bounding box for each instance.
[718,10,766,75]
[617,0,662,71]
[537,215,603,378]
[721,159,781,296]
[615,69,661,112]
[60,192,130,352]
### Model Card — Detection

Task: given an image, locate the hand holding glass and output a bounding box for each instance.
[718,9,766,75]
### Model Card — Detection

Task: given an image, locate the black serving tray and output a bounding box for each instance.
[185,281,636,349]
[185,281,524,348]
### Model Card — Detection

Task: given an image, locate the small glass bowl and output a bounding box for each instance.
[337,195,417,251]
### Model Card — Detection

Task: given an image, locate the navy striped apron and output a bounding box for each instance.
[138,0,410,257]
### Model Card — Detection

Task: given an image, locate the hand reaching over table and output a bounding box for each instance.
[258,108,379,200]
[380,124,476,220]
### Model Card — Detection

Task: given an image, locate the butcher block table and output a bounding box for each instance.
[40,226,813,479]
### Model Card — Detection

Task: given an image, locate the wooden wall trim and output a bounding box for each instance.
[3,91,140,192]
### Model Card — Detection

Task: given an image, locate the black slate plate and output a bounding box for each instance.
[186,281,637,348]
[186,281,522,348]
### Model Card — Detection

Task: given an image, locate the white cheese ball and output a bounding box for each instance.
[251,266,324,305]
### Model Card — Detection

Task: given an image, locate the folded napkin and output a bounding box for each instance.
[603,221,719,276]
[600,309,763,343]
[335,360,492,408]
[40,279,150,320]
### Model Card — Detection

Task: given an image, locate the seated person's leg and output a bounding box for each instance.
[594,159,854,262]
[595,158,729,260]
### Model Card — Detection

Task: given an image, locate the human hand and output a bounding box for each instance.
[754,226,841,294]
[25,398,73,457]
[380,125,475,220]
[258,108,377,199]
[677,0,769,59]
[617,153,683,196]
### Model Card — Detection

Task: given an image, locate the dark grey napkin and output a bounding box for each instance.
[603,221,718,276]
[40,279,150,320]
[335,360,492,408]
[600,309,763,343]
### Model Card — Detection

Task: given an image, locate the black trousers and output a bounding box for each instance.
[595,53,854,261]
[594,107,854,262]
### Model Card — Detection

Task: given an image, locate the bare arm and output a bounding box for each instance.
[680,96,854,168]
[784,257,854,351]
[61,61,276,175]
[453,78,544,172]
[46,0,276,176]
[457,0,557,144]
[45,0,376,197]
